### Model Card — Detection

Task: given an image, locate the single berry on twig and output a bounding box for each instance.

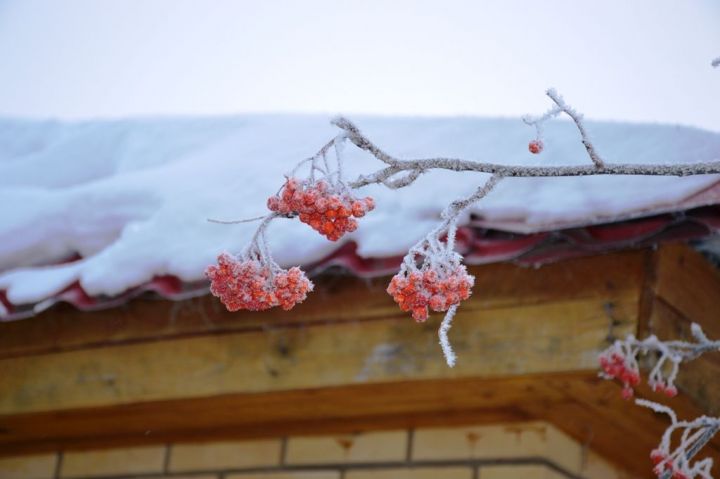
[528,139,544,154]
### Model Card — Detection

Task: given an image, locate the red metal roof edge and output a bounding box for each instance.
[1,203,719,322]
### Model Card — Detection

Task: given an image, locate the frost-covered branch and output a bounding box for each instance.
[344,155,720,189]
[599,323,720,399]
[638,399,720,479]
[712,57,720,68]
[207,214,267,225]
[337,90,720,190]
[207,88,720,366]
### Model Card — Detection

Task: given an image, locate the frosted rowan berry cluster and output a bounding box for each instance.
[598,324,720,400]
[638,399,719,479]
[599,337,680,400]
[651,449,694,479]
[599,348,641,400]
[267,178,375,241]
[387,266,473,322]
[205,252,313,312]
[648,432,716,479]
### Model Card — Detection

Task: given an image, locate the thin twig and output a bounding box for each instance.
[685,424,719,462]
[439,304,459,367]
[443,173,504,218]
[207,215,267,224]
[545,88,604,168]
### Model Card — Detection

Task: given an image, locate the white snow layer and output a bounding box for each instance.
[0,115,719,307]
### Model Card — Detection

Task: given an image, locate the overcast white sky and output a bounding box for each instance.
[0,0,718,130]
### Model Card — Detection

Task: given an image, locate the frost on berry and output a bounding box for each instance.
[387,265,473,323]
[598,346,641,400]
[267,177,374,241]
[205,251,313,312]
[528,139,544,154]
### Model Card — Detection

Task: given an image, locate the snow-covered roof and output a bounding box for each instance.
[1,115,719,320]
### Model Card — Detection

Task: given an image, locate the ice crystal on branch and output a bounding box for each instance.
[638,399,720,479]
[599,323,720,399]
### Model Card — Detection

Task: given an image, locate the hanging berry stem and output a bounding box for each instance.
[546,88,605,168]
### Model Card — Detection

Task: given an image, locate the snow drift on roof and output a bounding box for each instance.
[0,114,719,314]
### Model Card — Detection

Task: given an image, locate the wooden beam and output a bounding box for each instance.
[649,298,720,416]
[10,246,718,478]
[0,293,638,415]
[0,249,647,359]
[0,375,544,455]
[653,242,720,337]
[648,243,720,415]
[1,372,717,478]
[525,373,720,478]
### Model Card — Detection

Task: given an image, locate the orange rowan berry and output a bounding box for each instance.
[351,202,366,217]
[267,196,280,211]
[528,139,543,154]
[412,307,428,322]
[303,191,317,205]
[322,221,334,234]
